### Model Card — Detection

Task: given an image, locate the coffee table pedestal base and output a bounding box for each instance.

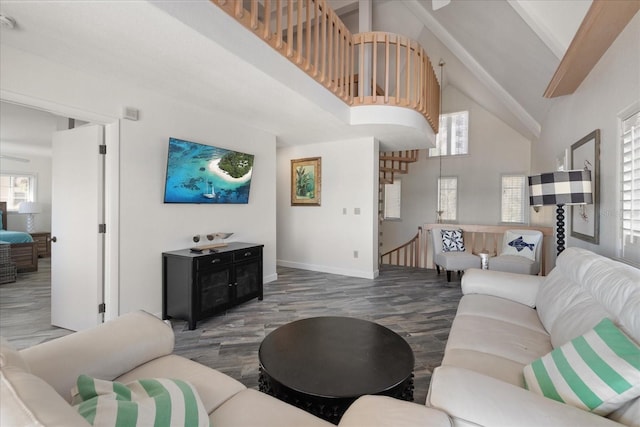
[259,367,414,425]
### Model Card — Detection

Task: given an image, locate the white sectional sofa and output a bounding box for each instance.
[2,246,638,427]
[0,310,451,427]
[427,247,640,427]
[1,311,338,427]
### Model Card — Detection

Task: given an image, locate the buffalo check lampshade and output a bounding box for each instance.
[528,170,593,256]
[528,170,592,207]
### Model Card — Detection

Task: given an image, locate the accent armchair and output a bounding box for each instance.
[430,228,481,282]
[489,229,543,275]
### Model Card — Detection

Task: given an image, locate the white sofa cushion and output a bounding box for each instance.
[536,248,640,348]
[443,295,552,377]
[115,354,246,415]
[427,366,624,427]
[210,389,334,427]
[20,311,175,401]
[339,395,452,427]
[1,339,91,427]
[0,337,29,372]
[523,318,640,416]
[462,268,544,308]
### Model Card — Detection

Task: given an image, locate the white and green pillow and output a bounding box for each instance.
[72,375,210,427]
[523,318,640,415]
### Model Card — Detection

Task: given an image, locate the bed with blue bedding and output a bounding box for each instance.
[0,229,34,244]
[0,202,38,272]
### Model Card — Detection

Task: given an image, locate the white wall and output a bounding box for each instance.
[381,85,532,253]
[277,137,379,279]
[532,13,640,260]
[1,45,277,317]
[0,155,52,233]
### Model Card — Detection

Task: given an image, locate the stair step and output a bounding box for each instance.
[380,167,407,173]
[379,155,418,162]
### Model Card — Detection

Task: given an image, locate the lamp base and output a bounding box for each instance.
[26,214,35,234]
[556,204,565,256]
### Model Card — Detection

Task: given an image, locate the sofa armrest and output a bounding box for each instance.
[427,366,623,427]
[20,310,174,401]
[339,395,452,427]
[461,268,544,308]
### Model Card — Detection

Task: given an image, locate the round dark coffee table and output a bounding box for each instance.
[258,316,414,424]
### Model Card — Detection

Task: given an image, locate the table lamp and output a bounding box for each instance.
[528,170,592,256]
[18,202,42,233]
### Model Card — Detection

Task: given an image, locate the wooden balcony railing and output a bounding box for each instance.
[211,0,440,134]
[381,224,555,275]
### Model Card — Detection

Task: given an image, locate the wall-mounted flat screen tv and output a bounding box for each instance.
[164,137,254,204]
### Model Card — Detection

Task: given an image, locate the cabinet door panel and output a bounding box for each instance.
[235,260,261,301]
[198,268,231,316]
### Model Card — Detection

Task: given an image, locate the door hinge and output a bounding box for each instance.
[99,144,107,155]
[98,303,106,314]
[98,224,107,233]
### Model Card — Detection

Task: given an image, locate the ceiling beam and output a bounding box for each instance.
[544,0,640,98]
[405,0,541,139]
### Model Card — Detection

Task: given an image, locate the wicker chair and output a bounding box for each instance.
[0,242,17,284]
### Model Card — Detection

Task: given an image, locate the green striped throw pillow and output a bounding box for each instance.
[523,318,640,415]
[71,375,210,427]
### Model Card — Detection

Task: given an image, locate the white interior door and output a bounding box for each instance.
[51,125,104,331]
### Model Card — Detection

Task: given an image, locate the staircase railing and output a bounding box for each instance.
[211,0,440,134]
[380,223,555,275]
[380,227,425,268]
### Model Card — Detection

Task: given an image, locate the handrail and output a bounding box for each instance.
[380,227,424,268]
[381,223,555,275]
[211,0,440,134]
[351,32,440,132]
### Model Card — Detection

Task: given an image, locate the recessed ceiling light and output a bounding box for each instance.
[0,15,16,29]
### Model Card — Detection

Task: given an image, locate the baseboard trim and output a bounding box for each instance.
[276,260,378,280]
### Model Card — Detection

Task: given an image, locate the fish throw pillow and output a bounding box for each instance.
[500,231,541,261]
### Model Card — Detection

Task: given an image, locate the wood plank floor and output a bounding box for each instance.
[0,258,462,405]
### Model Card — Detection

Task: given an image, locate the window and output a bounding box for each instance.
[383,179,401,220]
[0,173,36,211]
[437,177,457,222]
[429,111,469,157]
[621,110,640,265]
[501,175,526,223]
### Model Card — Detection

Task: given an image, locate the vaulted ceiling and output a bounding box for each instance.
[0,0,596,152]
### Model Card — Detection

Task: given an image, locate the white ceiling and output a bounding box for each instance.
[0,0,592,154]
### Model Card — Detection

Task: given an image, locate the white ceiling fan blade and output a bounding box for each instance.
[432,0,451,11]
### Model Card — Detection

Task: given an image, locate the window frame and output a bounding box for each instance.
[437,176,458,222]
[383,178,402,221]
[429,111,469,158]
[0,172,38,212]
[619,107,640,267]
[500,174,527,224]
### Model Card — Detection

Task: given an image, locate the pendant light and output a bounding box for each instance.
[436,59,445,223]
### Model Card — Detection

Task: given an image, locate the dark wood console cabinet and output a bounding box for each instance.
[162,242,264,330]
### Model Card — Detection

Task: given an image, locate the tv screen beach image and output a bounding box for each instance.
[164,138,254,204]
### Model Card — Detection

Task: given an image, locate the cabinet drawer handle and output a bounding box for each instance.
[244,252,252,257]
[211,259,221,264]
